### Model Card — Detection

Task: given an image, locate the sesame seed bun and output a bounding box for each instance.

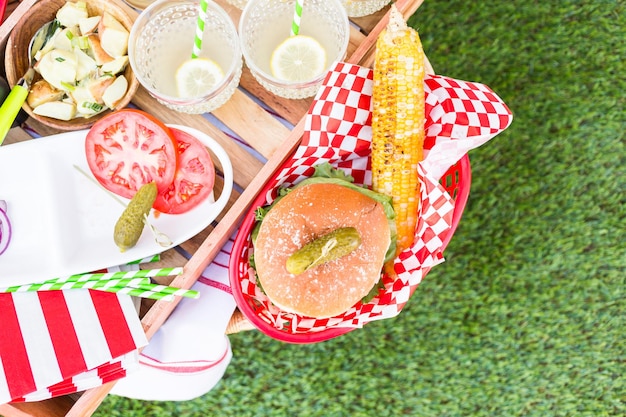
[254,182,391,318]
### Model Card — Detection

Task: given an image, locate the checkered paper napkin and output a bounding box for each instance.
[234,62,513,334]
[0,286,147,404]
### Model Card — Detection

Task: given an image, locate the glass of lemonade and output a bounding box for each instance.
[239,0,350,100]
[342,0,391,17]
[128,0,242,114]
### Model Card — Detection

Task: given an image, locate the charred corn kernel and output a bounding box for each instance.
[371,5,425,254]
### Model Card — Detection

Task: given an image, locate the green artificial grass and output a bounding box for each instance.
[93,1,625,416]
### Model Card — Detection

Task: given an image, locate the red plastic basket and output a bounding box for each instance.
[229,153,471,344]
[0,1,6,23]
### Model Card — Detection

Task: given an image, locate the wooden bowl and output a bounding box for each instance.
[4,0,139,131]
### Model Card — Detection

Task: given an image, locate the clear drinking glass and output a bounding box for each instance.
[239,0,350,100]
[342,0,391,17]
[128,0,242,114]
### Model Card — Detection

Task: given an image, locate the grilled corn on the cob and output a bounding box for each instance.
[371,5,425,254]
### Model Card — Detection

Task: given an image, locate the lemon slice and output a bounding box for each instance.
[175,58,224,99]
[270,35,327,82]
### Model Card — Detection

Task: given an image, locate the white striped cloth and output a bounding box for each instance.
[0,289,147,404]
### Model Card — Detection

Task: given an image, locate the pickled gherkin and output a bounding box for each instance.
[286,227,361,275]
[114,182,157,252]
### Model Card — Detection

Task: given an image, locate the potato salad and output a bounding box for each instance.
[28,1,130,120]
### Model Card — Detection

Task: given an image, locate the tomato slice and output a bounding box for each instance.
[153,127,216,214]
[85,109,178,200]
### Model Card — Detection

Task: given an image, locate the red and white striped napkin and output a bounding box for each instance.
[0,288,147,404]
[12,353,139,402]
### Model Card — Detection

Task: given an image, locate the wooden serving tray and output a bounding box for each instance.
[0,0,431,415]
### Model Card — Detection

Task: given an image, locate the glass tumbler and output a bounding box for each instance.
[239,0,350,100]
[342,0,391,17]
[129,0,242,114]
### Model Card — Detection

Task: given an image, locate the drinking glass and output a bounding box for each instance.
[128,0,242,114]
[239,0,350,100]
[342,0,391,17]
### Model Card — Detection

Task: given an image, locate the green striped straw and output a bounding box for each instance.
[0,268,183,293]
[192,0,210,59]
[1,277,150,293]
[127,254,161,265]
[44,267,184,285]
[99,285,176,302]
[0,267,195,302]
[127,282,200,299]
[290,0,304,36]
[0,279,193,301]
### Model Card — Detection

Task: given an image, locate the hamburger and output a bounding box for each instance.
[251,163,397,318]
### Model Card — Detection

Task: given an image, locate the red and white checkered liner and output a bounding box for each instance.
[232,62,513,338]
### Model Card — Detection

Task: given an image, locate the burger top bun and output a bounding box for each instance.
[254,182,391,318]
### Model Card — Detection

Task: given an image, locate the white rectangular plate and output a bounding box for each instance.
[0,125,233,287]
